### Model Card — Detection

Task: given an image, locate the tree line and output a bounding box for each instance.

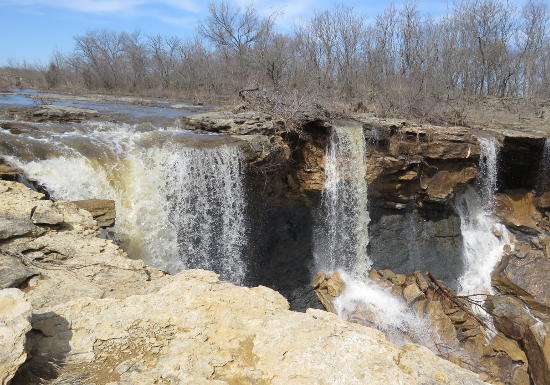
[2,0,549,122]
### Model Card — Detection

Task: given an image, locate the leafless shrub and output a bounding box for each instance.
[239,87,329,134]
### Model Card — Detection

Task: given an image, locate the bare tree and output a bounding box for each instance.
[198,1,274,54]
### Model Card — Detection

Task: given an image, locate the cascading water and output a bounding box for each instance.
[2,120,248,284]
[456,136,512,297]
[537,138,550,192]
[313,123,370,278]
[313,123,437,348]
[334,271,438,348]
[455,187,511,296]
[478,136,499,209]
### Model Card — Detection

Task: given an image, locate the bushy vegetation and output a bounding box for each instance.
[2,0,549,123]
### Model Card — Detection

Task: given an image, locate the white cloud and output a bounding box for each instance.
[226,0,317,29]
[0,0,199,14]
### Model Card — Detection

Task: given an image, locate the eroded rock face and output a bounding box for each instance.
[495,190,544,232]
[0,289,31,385]
[20,270,488,385]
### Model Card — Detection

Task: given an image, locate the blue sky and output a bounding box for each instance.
[0,0,527,66]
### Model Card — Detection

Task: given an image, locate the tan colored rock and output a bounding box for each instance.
[536,191,550,209]
[0,252,37,289]
[0,180,169,313]
[73,199,116,227]
[20,270,488,385]
[490,333,527,363]
[0,289,31,385]
[425,301,458,345]
[182,110,285,135]
[403,283,425,304]
[31,105,99,122]
[312,271,345,313]
[31,201,65,225]
[495,190,542,231]
[420,164,478,201]
[0,158,22,179]
[523,321,550,385]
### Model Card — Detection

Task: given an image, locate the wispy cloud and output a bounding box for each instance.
[230,0,318,29]
[0,0,199,14]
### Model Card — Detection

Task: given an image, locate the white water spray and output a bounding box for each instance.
[314,123,370,278]
[456,136,511,296]
[455,187,512,296]
[3,121,248,284]
[334,272,438,348]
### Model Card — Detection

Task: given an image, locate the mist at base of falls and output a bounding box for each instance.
[334,271,440,348]
[3,120,248,284]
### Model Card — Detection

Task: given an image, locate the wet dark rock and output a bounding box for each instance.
[368,206,464,288]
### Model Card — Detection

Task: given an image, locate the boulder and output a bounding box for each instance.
[0,289,31,385]
[73,199,116,227]
[523,321,550,385]
[536,191,550,209]
[425,301,457,345]
[0,158,22,180]
[403,283,424,304]
[0,252,37,289]
[502,253,550,308]
[485,294,537,340]
[312,271,345,313]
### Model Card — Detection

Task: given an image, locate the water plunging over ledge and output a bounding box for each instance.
[313,123,438,347]
[313,123,370,278]
[456,136,512,297]
[2,121,248,284]
[537,138,550,192]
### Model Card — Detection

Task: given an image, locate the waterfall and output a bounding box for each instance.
[313,123,370,278]
[3,121,248,284]
[456,136,511,296]
[455,187,511,296]
[313,123,440,348]
[478,136,499,209]
[151,145,247,281]
[537,138,550,192]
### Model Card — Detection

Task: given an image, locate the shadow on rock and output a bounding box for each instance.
[12,312,73,385]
